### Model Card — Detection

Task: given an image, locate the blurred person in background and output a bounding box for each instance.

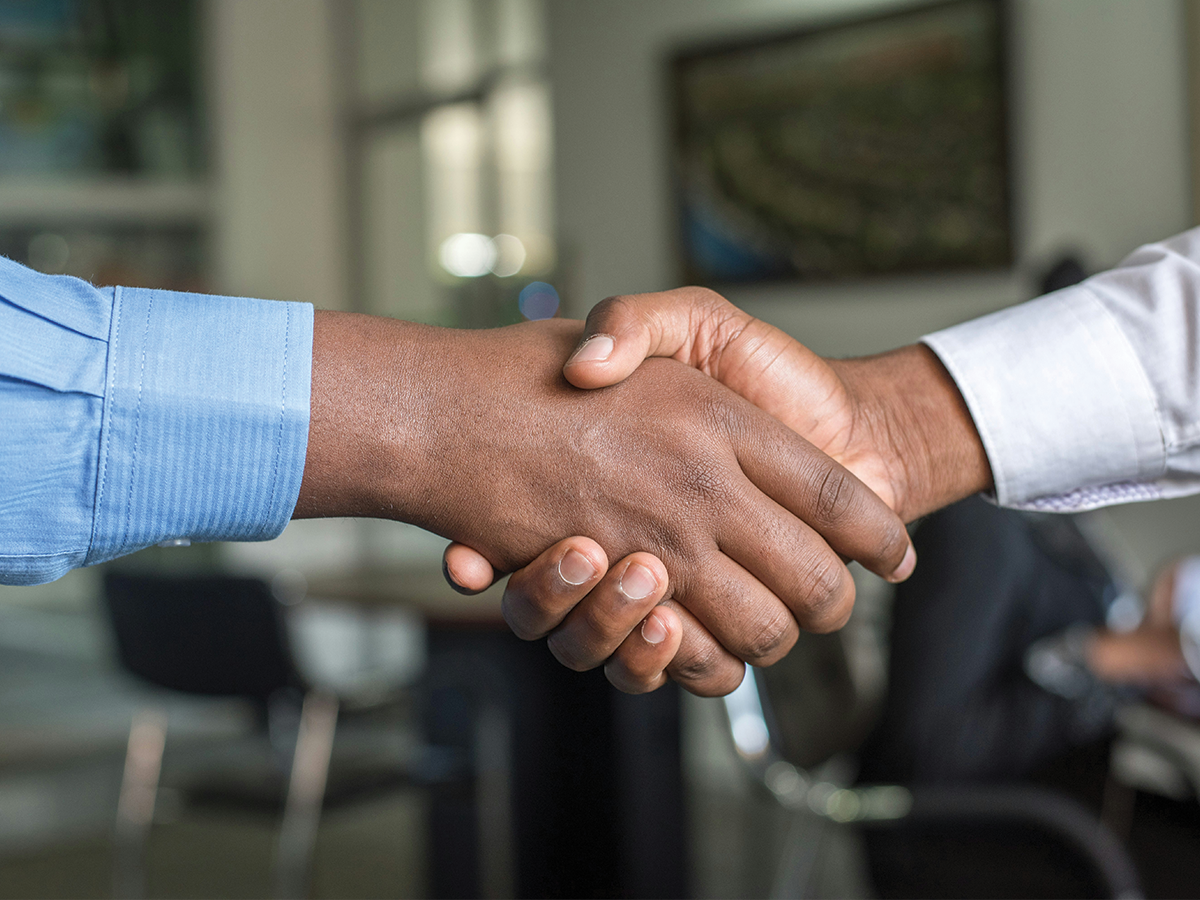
[853,496,1200,899]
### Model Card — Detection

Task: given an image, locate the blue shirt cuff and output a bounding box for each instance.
[86,286,313,565]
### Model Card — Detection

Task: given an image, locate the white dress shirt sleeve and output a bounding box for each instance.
[922,228,1200,512]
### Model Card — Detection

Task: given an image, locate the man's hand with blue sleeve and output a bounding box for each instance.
[1,252,916,699]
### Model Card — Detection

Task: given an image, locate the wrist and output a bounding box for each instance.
[295,312,589,568]
[831,344,992,521]
[295,311,446,524]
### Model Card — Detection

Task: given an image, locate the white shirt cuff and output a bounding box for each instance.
[922,286,1165,511]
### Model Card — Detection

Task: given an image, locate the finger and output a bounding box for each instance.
[501,537,608,640]
[604,606,683,694]
[546,553,669,672]
[443,543,499,594]
[664,599,750,697]
[563,287,745,389]
[716,507,858,634]
[731,409,915,584]
[675,550,804,664]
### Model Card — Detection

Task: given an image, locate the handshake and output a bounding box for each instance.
[295,286,993,697]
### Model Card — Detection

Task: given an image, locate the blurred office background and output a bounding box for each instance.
[1,0,1199,897]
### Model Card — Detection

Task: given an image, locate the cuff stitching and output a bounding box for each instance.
[88,286,120,564]
[121,293,153,549]
[266,302,290,523]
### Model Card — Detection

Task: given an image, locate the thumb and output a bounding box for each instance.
[563,287,743,389]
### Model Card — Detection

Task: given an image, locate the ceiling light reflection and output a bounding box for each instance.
[439,232,496,277]
[491,233,527,276]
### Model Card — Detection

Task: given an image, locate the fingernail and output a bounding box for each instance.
[619,562,657,600]
[567,334,614,365]
[641,611,668,645]
[558,549,595,586]
[887,544,917,583]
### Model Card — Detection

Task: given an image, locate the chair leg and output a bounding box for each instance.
[114,707,168,900]
[474,700,514,900]
[275,690,339,900]
[770,810,831,900]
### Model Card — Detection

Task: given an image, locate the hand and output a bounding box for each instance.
[295,311,915,695]
[445,287,991,693]
[1085,627,1189,685]
[557,287,992,520]
[1083,558,1195,687]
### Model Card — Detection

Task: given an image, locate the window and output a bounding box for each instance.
[350,0,556,326]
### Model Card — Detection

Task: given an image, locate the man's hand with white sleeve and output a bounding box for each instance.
[443,287,995,693]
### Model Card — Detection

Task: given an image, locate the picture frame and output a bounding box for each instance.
[669,0,1012,285]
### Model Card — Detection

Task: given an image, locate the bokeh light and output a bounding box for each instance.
[439,232,497,277]
[490,233,527,276]
[518,281,560,319]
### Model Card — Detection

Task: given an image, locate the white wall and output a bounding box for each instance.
[207,0,348,310]
[547,0,1200,573]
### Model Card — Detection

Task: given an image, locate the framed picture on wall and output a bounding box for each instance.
[669,0,1011,285]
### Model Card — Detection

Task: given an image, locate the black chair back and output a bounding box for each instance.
[103,572,302,700]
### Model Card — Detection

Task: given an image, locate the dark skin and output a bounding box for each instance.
[294,310,916,696]
[444,287,994,694]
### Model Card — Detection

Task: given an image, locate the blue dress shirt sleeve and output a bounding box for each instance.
[0,256,313,585]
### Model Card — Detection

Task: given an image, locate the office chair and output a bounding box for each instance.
[723,630,1144,900]
[102,572,410,900]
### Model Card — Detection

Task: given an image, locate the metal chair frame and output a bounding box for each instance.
[723,666,1144,899]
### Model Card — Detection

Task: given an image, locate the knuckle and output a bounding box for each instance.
[685,285,734,317]
[699,389,734,432]
[737,608,798,666]
[679,457,738,511]
[702,389,751,447]
[668,639,747,696]
[506,619,542,642]
[688,662,747,698]
[579,603,628,649]
[813,463,855,524]
[796,556,854,632]
[876,519,910,569]
[669,638,726,687]
[587,294,636,331]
